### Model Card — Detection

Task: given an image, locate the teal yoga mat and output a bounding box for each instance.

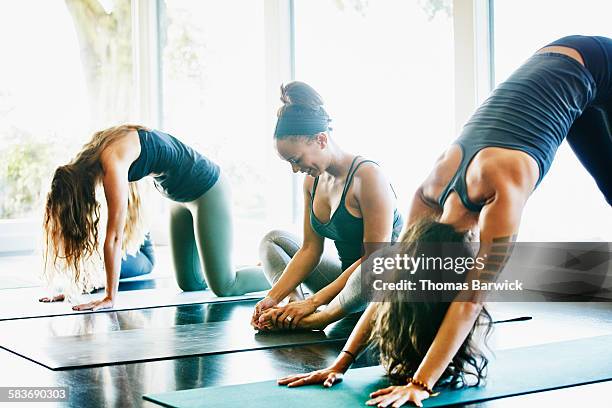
[144,334,612,407]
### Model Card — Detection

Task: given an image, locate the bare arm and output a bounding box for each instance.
[310,258,361,307]
[266,177,325,303]
[366,182,529,407]
[267,165,400,330]
[100,162,130,301]
[322,302,378,372]
[309,164,396,307]
[412,183,527,389]
[277,303,378,387]
[72,136,137,311]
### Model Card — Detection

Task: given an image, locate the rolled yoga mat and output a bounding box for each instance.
[143,334,612,408]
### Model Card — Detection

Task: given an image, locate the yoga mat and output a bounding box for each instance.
[0,313,359,370]
[143,334,612,408]
[0,270,172,291]
[0,286,266,321]
[0,276,39,290]
[487,302,612,351]
[0,255,43,290]
[0,282,528,323]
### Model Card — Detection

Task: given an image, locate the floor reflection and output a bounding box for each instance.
[0,299,610,407]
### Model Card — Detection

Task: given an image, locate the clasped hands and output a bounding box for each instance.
[251,295,317,330]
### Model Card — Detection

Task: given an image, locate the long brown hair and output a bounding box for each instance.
[43,124,148,293]
[370,219,493,388]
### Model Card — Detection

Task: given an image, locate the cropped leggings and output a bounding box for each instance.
[169,173,271,296]
[259,229,367,313]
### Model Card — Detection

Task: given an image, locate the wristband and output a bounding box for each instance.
[341,350,356,362]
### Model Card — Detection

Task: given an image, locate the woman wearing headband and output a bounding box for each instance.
[251,81,403,330]
[276,35,611,406]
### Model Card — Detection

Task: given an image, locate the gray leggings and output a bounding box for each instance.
[169,173,271,296]
[259,229,366,313]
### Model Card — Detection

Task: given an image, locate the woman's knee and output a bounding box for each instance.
[206,282,234,297]
[260,229,288,246]
[176,278,207,292]
[175,261,207,291]
[259,229,299,284]
[259,229,295,257]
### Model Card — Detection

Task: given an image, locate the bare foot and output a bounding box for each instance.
[257,307,284,331]
[259,309,330,332]
[39,294,65,303]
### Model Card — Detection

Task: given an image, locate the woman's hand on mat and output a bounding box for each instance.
[270,298,317,329]
[251,296,278,329]
[366,384,430,408]
[72,296,114,311]
[39,294,65,303]
[277,367,344,388]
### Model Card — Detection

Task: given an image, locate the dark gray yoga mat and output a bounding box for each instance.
[0,276,39,290]
[143,334,612,408]
[0,314,359,370]
[0,287,266,321]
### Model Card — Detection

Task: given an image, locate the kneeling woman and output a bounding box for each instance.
[43,125,270,310]
[251,82,403,330]
[277,35,612,406]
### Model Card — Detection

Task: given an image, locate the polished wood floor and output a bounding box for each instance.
[1,283,611,407]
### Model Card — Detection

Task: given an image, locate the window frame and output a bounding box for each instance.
[0,0,298,254]
[452,0,494,133]
[2,0,497,252]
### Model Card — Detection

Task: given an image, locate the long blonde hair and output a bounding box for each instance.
[43,124,148,294]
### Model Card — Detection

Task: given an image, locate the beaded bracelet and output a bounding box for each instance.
[407,377,435,395]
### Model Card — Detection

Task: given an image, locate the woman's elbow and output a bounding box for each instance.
[104,232,123,249]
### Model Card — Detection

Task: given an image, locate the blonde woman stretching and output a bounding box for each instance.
[42,125,269,310]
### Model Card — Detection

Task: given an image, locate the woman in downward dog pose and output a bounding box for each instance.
[251,82,403,331]
[278,35,612,406]
[42,125,270,310]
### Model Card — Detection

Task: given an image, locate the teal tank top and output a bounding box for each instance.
[310,157,404,270]
[128,128,220,202]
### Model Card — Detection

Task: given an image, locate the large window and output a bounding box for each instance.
[294,0,455,207]
[493,0,612,241]
[0,1,293,261]
[0,0,134,220]
[159,0,292,262]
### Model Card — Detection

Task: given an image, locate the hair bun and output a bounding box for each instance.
[280,81,324,110]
